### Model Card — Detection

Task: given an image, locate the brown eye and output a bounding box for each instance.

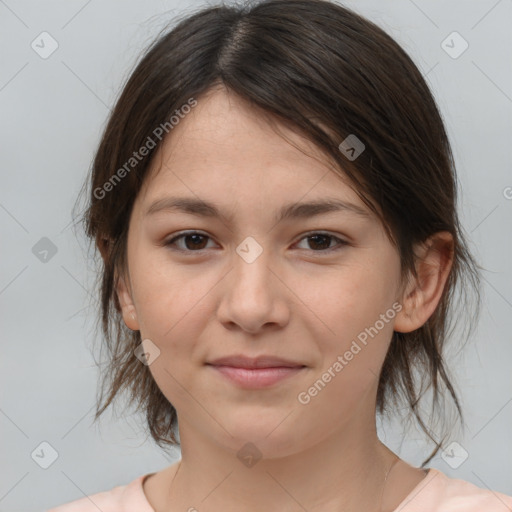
[295,232,348,252]
[164,231,348,254]
[165,232,214,251]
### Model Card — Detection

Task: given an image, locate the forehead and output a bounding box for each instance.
[136,87,371,218]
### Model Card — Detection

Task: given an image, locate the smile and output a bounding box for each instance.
[207,364,306,389]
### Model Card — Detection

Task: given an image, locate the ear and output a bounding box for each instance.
[394,232,454,333]
[115,267,140,332]
[98,235,140,331]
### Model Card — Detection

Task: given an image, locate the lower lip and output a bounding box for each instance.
[208,365,305,388]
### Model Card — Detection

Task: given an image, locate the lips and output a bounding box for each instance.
[206,354,306,369]
[206,354,306,389]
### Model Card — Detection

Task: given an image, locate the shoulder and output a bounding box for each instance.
[397,468,512,511]
[46,474,154,512]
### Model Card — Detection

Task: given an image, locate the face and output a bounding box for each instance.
[116,86,408,458]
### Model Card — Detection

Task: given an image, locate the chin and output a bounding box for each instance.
[216,421,309,459]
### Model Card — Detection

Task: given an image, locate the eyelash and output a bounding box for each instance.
[164,231,349,254]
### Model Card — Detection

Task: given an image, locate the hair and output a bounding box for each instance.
[73,0,481,466]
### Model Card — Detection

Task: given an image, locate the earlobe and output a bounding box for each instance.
[393,232,454,333]
[115,269,140,331]
[99,237,139,331]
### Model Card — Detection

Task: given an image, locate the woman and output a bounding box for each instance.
[48,0,512,510]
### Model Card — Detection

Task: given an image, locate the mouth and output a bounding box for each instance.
[206,354,306,369]
[205,354,307,389]
[206,363,306,389]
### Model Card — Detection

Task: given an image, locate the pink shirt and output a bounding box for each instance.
[46,468,512,511]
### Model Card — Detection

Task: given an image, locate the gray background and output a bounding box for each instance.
[1,0,511,510]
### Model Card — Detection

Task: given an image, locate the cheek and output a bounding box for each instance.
[304,263,398,387]
[128,259,214,401]
[297,313,394,425]
[306,260,396,335]
[131,252,213,339]
[133,268,211,409]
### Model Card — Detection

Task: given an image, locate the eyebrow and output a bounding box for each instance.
[144,196,371,224]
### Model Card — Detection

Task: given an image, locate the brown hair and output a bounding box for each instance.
[73,0,481,466]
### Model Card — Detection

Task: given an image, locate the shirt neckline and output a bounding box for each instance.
[134,466,440,512]
[391,467,441,511]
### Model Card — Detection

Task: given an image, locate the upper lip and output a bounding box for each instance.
[207,355,306,369]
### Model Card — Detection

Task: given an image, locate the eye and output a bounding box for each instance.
[294,232,348,252]
[164,231,348,254]
[165,231,215,252]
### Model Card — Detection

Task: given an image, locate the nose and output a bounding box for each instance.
[216,244,290,334]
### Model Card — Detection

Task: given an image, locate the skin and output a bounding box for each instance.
[114,85,454,512]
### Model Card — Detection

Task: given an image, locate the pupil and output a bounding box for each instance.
[310,235,329,250]
[187,234,205,249]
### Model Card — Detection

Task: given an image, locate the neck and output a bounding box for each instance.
[162,415,399,512]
